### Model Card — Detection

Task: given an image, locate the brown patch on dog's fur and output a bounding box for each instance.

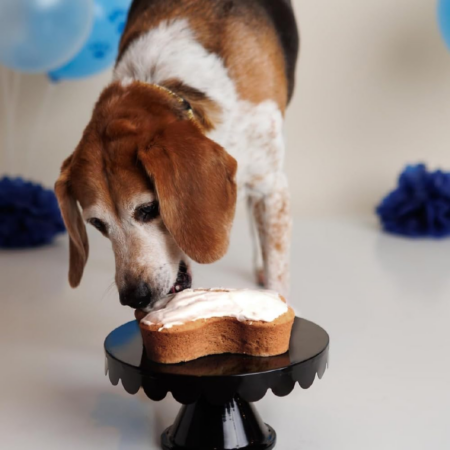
[64,81,192,216]
[119,0,290,111]
[138,120,237,263]
[221,18,288,111]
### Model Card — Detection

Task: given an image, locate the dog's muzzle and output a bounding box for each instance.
[120,261,192,310]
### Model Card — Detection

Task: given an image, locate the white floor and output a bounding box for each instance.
[1,216,450,450]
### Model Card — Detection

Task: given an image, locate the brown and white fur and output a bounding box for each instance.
[55,0,299,309]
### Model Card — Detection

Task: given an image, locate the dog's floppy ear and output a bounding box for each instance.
[138,120,237,263]
[54,156,89,287]
[105,118,138,140]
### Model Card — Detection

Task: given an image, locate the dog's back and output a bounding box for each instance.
[119,0,299,111]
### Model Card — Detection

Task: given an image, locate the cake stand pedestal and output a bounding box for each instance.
[104,317,329,450]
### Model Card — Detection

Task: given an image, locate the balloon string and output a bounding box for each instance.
[1,67,13,175]
[26,81,56,178]
[8,72,21,176]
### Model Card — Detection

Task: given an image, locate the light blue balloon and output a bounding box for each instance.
[438,0,450,50]
[49,0,132,82]
[0,0,93,73]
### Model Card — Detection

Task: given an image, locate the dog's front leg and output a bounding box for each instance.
[247,196,265,287]
[249,173,291,297]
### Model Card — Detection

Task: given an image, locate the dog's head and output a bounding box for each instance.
[55,82,237,309]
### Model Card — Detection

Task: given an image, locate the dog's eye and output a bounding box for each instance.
[135,201,160,223]
[88,218,107,235]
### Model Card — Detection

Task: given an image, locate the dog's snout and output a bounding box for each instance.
[119,281,152,309]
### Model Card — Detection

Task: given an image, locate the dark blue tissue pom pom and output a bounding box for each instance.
[0,177,65,248]
[376,164,450,238]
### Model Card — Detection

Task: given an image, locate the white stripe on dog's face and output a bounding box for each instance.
[83,190,188,306]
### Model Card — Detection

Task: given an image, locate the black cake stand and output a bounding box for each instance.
[104,317,329,449]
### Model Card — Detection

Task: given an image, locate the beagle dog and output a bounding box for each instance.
[55,0,299,310]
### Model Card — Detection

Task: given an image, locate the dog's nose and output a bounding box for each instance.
[119,281,152,309]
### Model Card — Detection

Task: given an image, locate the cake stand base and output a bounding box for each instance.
[161,395,275,450]
[105,318,329,450]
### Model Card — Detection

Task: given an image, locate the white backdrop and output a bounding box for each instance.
[1,0,450,217]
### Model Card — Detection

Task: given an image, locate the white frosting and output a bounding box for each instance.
[140,288,288,330]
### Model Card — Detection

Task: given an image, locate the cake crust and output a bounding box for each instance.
[135,293,295,364]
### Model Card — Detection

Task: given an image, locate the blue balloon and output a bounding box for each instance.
[49,0,132,81]
[438,0,450,50]
[0,0,93,73]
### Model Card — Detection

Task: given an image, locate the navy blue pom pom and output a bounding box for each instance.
[0,177,66,248]
[376,164,450,238]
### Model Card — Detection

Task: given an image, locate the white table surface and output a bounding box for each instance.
[1,216,449,450]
